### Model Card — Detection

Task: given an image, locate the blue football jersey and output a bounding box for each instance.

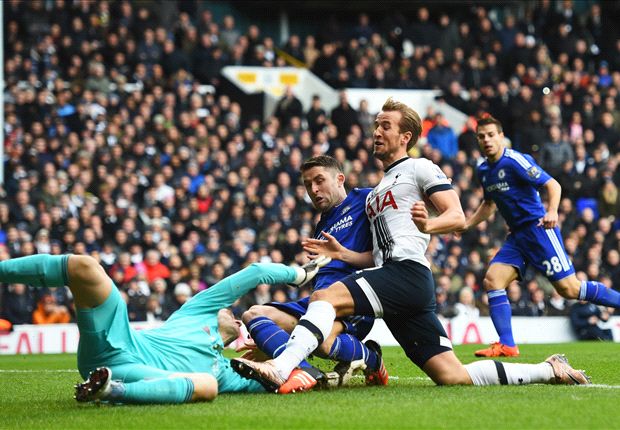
[312,188,372,290]
[477,148,552,230]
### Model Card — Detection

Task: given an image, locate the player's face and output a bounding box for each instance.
[217,308,241,346]
[476,124,504,161]
[373,110,409,164]
[302,166,345,212]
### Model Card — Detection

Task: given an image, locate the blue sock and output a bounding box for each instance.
[328,334,378,371]
[111,377,194,404]
[0,254,69,287]
[579,281,620,307]
[247,316,311,367]
[487,290,515,347]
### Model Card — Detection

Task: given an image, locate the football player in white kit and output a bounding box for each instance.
[232,98,590,392]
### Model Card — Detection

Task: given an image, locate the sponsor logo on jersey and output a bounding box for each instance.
[340,205,351,216]
[325,215,354,234]
[486,182,510,192]
[366,190,398,219]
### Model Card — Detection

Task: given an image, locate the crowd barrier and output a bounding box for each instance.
[1,317,618,355]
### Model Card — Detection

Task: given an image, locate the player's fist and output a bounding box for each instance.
[411,201,430,233]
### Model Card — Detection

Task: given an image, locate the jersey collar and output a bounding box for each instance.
[384,156,409,173]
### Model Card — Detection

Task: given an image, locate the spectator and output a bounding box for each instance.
[330,91,359,142]
[427,113,458,159]
[540,125,574,177]
[32,293,71,324]
[274,86,303,129]
[1,284,35,325]
[570,301,613,341]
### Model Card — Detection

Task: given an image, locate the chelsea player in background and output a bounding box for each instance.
[241,155,386,388]
[460,114,620,357]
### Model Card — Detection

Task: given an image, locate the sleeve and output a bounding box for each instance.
[510,153,552,189]
[415,159,453,196]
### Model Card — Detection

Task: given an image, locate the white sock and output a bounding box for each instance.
[465,361,554,385]
[273,300,336,379]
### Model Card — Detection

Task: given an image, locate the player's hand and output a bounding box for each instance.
[411,201,430,233]
[302,231,344,260]
[539,210,558,229]
[236,339,270,362]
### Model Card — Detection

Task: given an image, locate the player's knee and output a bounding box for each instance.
[190,373,218,402]
[68,255,104,284]
[310,288,331,303]
[69,255,98,273]
[431,370,469,386]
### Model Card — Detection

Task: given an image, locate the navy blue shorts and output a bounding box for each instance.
[341,260,452,368]
[491,224,575,281]
[267,296,375,340]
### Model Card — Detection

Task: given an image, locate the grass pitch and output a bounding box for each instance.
[0,342,618,430]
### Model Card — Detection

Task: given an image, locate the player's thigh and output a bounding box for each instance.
[76,287,139,379]
[243,304,300,333]
[310,281,356,316]
[485,263,519,290]
[517,225,575,282]
[67,255,113,308]
[384,311,452,371]
[341,260,436,318]
[487,237,525,289]
[423,350,472,385]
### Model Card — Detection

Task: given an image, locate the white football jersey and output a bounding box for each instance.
[365,157,452,268]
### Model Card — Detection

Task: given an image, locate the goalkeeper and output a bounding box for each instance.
[0,253,330,404]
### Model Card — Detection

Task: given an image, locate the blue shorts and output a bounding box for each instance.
[267,296,375,340]
[491,224,575,281]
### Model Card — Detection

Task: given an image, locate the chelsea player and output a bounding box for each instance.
[241,155,385,388]
[0,253,330,403]
[462,114,620,357]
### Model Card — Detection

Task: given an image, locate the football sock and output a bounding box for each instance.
[465,360,554,385]
[273,300,336,379]
[487,290,516,346]
[0,254,69,288]
[247,316,311,367]
[579,281,620,307]
[108,377,195,404]
[328,333,378,371]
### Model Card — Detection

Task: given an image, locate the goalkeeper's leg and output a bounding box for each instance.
[0,254,112,308]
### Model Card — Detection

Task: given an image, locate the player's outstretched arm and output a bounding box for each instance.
[540,178,561,229]
[413,189,465,234]
[302,231,374,268]
[461,199,497,231]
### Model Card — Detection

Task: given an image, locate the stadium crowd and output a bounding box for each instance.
[1,0,619,327]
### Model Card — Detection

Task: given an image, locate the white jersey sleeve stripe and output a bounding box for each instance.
[505,150,532,170]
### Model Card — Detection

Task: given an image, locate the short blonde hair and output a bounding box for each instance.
[381,98,422,151]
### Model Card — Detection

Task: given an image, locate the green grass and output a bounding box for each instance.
[0,343,618,430]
